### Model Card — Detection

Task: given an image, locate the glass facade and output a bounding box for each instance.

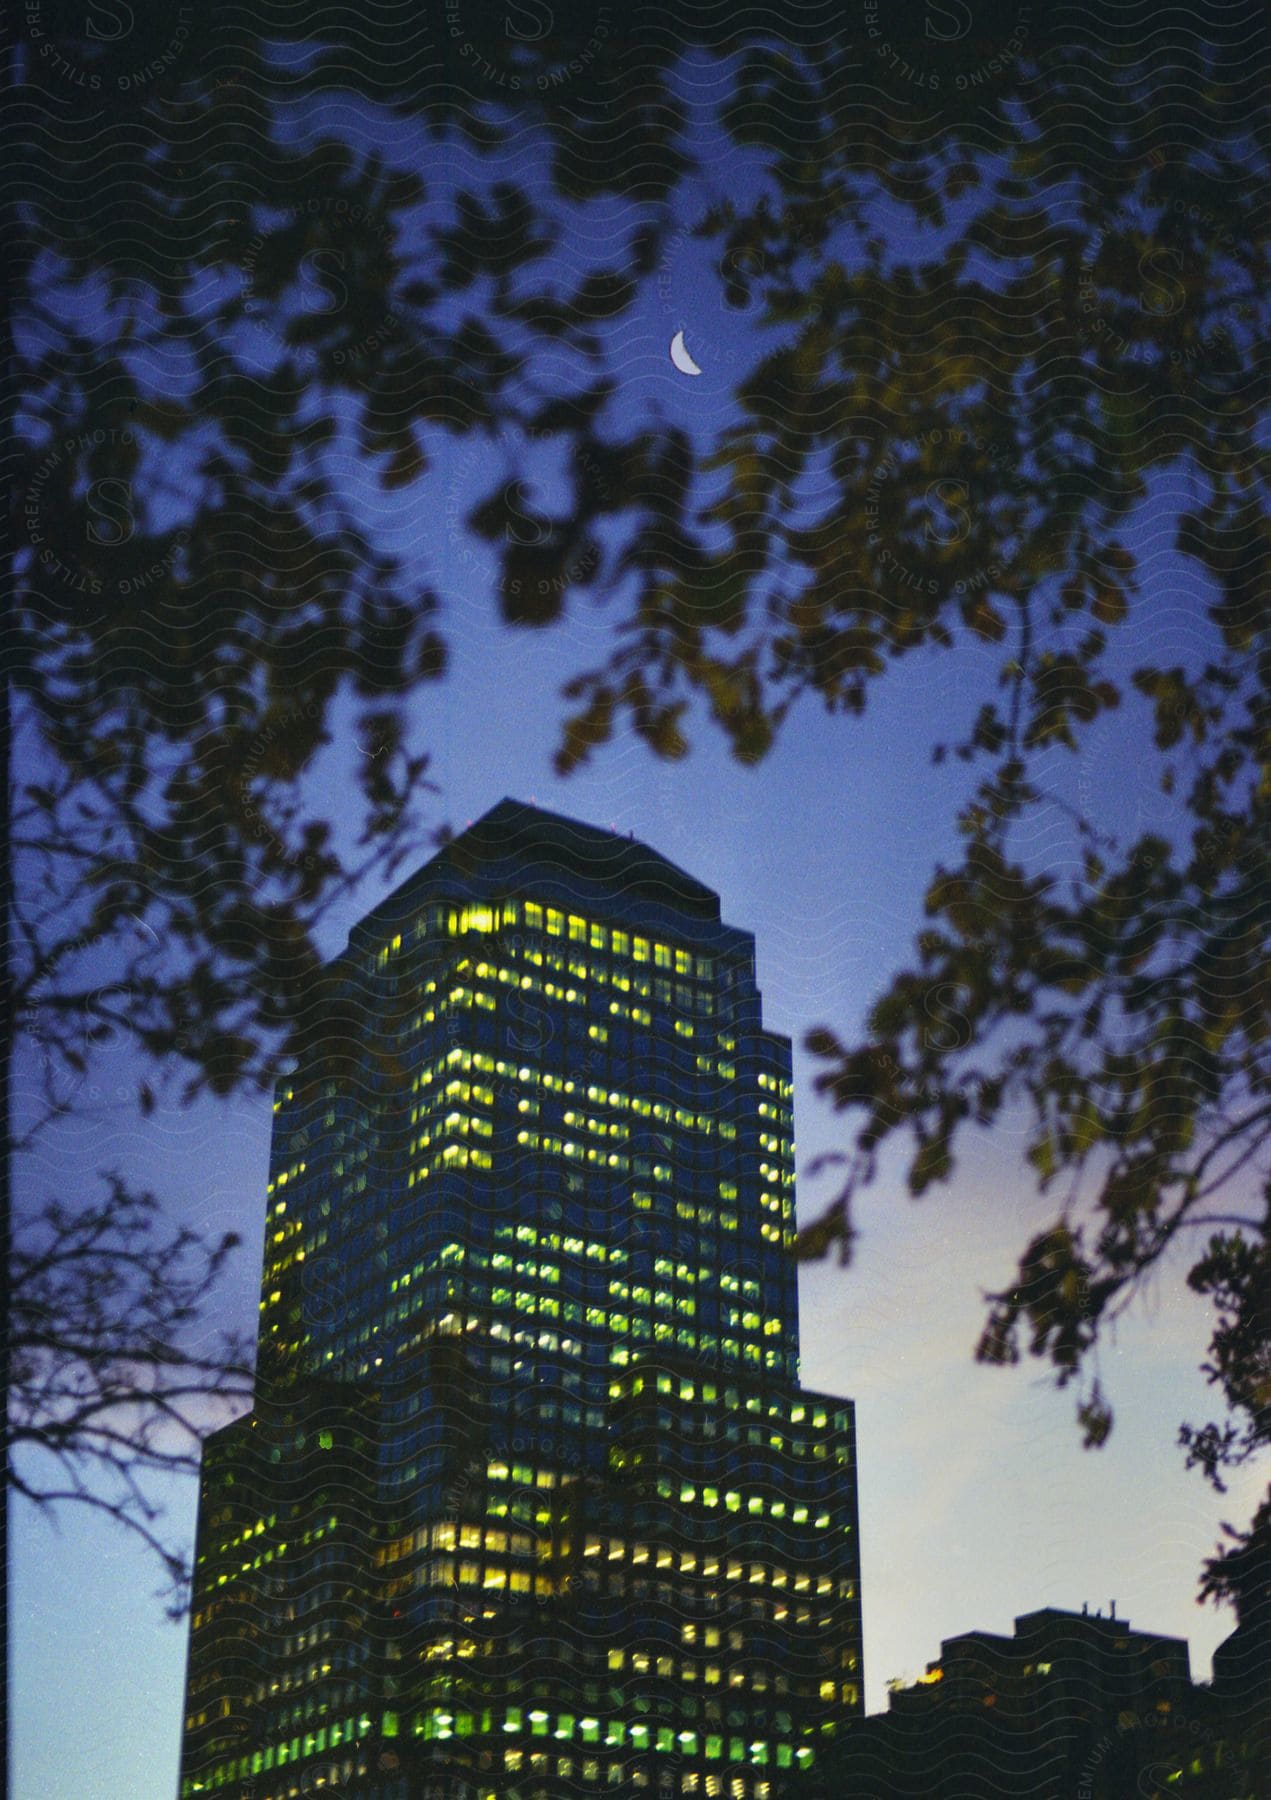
[179,799,863,1799]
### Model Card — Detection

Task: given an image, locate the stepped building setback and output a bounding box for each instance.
[179,799,864,1800]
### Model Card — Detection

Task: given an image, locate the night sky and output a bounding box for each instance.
[15,512,1256,1798]
[12,17,1265,1800]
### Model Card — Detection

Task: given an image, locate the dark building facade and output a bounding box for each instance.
[818,1603,1267,1799]
[179,800,864,1800]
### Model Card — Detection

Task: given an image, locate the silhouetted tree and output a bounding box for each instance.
[11,4,1269,1604]
[9,1179,252,1610]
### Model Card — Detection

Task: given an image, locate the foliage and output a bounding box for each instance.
[11,5,1269,1606]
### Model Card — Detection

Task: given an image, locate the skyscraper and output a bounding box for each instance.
[179,800,863,1800]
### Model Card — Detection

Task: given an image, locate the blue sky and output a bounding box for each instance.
[13,50,1264,1796]
[13,499,1257,1797]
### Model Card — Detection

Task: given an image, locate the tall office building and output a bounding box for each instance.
[179,800,863,1800]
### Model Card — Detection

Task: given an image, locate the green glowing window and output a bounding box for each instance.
[525,905,542,929]
[654,943,671,968]
[568,915,586,941]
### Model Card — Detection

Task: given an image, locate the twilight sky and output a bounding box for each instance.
[13,28,1265,1800]
[14,461,1258,1799]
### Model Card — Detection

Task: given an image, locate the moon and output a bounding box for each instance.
[670,329,703,376]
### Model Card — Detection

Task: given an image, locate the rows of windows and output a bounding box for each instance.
[325,1316,806,1384]
[201,1506,359,1590]
[615,1375,844,1432]
[383,897,718,984]
[410,1704,820,1771]
[407,955,719,1036]
[265,1160,306,1196]
[199,1512,280,1568]
[392,1228,632,1296]
[183,1714,377,1795]
[408,1044,746,1124]
[357,1317,801,1396]
[406,1054,737,1152]
[187,1724,816,1798]
[345,1315,593,1377]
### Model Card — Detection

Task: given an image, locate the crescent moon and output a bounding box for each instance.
[670,329,703,377]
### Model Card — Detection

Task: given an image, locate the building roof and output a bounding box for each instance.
[351,797,736,945]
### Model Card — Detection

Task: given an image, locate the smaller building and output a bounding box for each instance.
[889,1603,1191,1725]
[814,1604,1262,1799]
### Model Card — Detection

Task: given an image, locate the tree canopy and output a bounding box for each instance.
[12,4,1269,1615]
